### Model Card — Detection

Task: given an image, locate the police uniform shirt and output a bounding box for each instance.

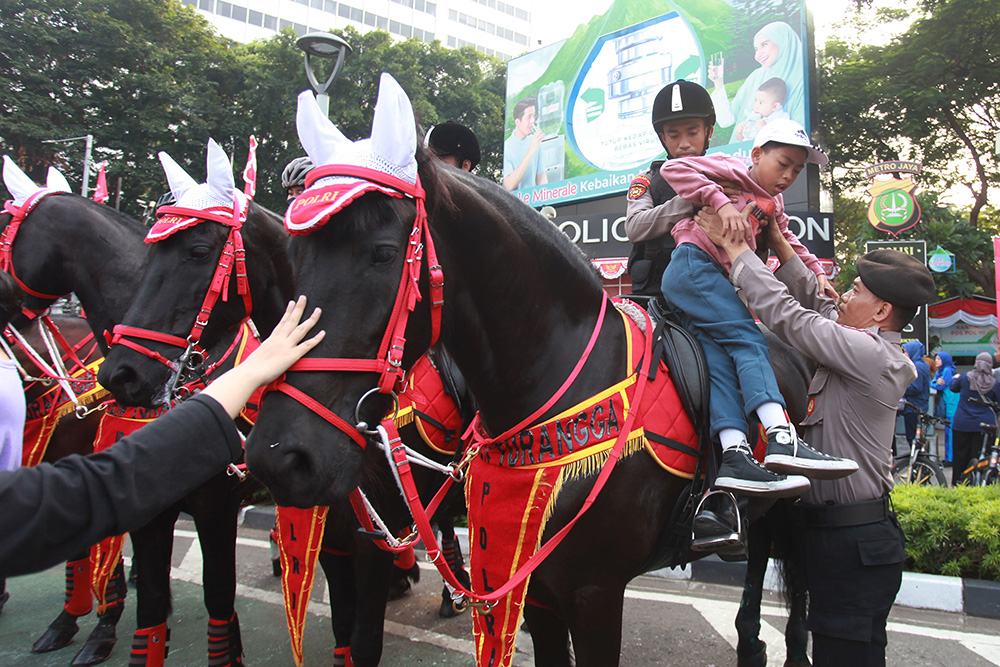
[624,166,693,243]
[729,250,917,505]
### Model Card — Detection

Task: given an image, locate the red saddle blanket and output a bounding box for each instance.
[465,308,699,667]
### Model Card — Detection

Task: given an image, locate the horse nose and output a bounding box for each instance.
[98,362,144,406]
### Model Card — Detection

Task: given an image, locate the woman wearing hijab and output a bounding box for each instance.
[708,21,806,143]
[949,352,1000,486]
[931,351,958,463]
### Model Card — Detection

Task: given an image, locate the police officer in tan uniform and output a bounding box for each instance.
[697,210,935,666]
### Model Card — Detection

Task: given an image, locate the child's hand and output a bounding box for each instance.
[817,274,839,301]
[718,202,751,244]
[734,123,746,141]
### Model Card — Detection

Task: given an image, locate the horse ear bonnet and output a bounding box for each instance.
[158,150,199,203]
[45,167,72,194]
[206,138,236,204]
[3,155,46,206]
[286,72,419,234]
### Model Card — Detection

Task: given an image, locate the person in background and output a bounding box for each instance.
[949,351,1000,486]
[900,341,931,448]
[931,351,958,464]
[281,156,314,201]
[502,97,547,191]
[0,297,324,576]
[426,121,481,172]
[0,271,25,611]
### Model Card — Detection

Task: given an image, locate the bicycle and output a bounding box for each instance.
[960,397,1000,486]
[891,400,948,486]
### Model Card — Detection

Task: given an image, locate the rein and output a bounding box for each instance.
[106,202,252,401]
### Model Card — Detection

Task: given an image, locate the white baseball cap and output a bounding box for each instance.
[752,119,828,165]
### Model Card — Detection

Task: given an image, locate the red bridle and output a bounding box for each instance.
[106,202,252,385]
[269,164,443,450]
[2,191,73,301]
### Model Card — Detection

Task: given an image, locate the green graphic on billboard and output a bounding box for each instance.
[503,0,809,206]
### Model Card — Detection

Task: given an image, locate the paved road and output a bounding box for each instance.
[2,518,998,666]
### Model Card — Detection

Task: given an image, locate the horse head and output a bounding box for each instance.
[246,74,610,507]
[97,139,293,407]
[1,156,148,338]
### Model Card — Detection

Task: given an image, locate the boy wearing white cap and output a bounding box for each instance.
[658,119,856,506]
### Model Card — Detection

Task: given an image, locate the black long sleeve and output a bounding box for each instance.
[0,394,242,576]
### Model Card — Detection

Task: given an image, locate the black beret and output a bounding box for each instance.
[857,249,935,308]
[427,121,481,169]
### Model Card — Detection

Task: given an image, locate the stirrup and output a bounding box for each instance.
[690,489,747,557]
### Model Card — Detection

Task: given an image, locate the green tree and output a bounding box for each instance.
[819,0,1000,229]
[0,2,506,216]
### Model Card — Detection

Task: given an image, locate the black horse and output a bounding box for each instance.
[97,186,473,665]
[0,191,250,666]
[242,74,817,665]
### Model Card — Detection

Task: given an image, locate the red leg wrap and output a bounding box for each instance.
[129,623,169,667]
[334,645,353,667]
[207,612,244,667]
[63,558,94,616]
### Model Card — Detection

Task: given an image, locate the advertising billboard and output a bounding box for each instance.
[503,0,810,206]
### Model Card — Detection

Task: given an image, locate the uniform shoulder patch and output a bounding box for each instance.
[627,174,652,200]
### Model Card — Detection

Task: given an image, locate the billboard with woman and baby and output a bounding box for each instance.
[503,0,810,206]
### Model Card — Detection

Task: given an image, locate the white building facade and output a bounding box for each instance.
[182,0,534,60]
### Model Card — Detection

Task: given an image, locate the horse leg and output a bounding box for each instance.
[193,482,244,667]
[32,552,93,653]
[565,585,626,667]
[523,602,573,667]
[437,518,471,618]
[318,544,356,666]
[72,559,128,666]
[736,518,771,667]
[347,540,396,667]
[129,509,180,667]
[782,526,810,667]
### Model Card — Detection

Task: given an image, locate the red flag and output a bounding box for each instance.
[243,135,258,200]
[93,161,109,204]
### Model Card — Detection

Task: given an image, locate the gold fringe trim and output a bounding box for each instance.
[558,435,648,484]
[393,408,415,429]
[53,387,110,421]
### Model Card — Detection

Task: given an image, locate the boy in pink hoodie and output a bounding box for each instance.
[659,119,856,500]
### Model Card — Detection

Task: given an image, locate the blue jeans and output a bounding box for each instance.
[661,244,784,438]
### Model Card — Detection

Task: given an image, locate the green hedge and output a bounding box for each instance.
[891,484,1000,581]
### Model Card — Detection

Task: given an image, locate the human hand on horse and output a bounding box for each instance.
[201,296,325,418]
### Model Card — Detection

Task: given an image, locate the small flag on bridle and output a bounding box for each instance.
[93,161,109,204]
[243,135,258,200]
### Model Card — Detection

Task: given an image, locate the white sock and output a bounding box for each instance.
[756,403,788,431]
[719,428,748,451]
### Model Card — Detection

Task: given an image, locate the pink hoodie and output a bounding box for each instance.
[659,154,823,275]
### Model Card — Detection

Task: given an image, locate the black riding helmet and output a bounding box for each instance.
[425,122,481,170]
[651,80,716,150]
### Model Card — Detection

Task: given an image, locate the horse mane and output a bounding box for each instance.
[414,148,603,292]
[51,193,149,237]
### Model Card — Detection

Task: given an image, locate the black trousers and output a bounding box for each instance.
[952,429,982,486]
[804,516,906,667]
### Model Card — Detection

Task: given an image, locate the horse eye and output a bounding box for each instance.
[190,245,212,260]
[372,246,397,265]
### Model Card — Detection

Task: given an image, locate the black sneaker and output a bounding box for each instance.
[763,425,858,480]
[691,508,741,552]
[716,444,810,498]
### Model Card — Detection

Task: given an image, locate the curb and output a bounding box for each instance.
[238,506,999,620]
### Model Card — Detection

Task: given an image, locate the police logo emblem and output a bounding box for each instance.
[628,174,651,200]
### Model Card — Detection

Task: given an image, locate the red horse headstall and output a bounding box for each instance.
[270,164,444,449]
[1,191,73,300]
